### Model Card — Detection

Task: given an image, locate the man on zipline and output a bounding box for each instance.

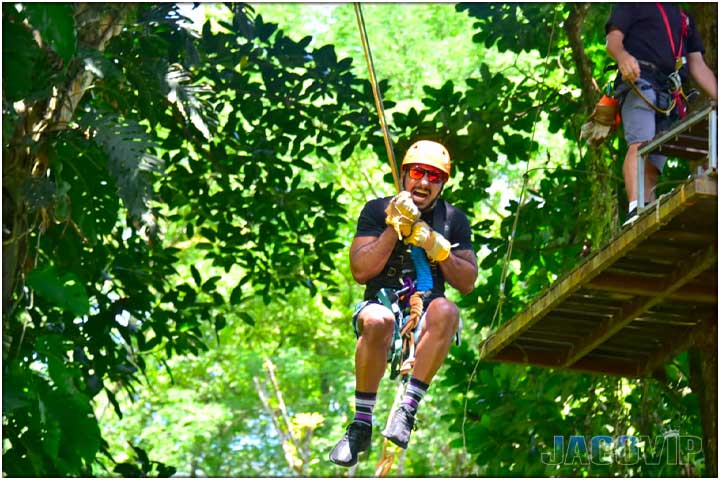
[329,140,478,467]
[605,3,717,225]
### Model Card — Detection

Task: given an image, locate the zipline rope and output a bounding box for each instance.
[354,2,401,192]
[460,5,560,455]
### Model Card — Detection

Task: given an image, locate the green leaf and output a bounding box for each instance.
[190,265,201,286]
[340,139,356,161]
[26,265,90,317]
[238,312,255,326]
[114,463,143,477]
[2,16,49,101]
[230,284,244,304]
[25,3,77,64]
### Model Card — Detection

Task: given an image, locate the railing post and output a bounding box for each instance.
[709,108,717,172]
[638,150,646,210]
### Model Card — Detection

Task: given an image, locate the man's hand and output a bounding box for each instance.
[606,29,640,83]
[385,191,420,239]
[617,52,640,83]
[405,220,451,262]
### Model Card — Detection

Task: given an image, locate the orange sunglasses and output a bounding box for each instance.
[407,165,445,184]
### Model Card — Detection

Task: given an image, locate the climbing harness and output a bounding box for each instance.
[375,246,433,380]
[657,2,688,118]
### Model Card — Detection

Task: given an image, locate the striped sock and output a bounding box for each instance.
[354,391,377,426]
[402,377,429,414]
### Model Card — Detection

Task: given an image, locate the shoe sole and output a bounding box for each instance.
[382,431,408,449]
[622,216,638,227]
[328,454,356,468]
[328,444,370,467]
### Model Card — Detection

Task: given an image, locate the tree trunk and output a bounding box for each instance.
[687,4,717,76]
[684,9,717,473]
[689,317,717,477]
[2,4,129,361]
[253,357,308,475]
[565,2,618,245]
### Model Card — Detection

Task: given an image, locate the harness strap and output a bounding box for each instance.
[657,2,687,67]
[628,81,678,116]
[656,3,689,117]
[621,5,690,118]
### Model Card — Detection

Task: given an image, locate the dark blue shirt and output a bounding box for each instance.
[355,196,473,300]
[606,3,704,79]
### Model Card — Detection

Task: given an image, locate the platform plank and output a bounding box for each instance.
[479,176,717,377]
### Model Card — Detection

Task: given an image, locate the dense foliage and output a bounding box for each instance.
[3,2,715,477]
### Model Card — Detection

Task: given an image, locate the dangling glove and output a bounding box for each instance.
[385,191,420,239]
[580,95,621,147]
[405,220,451,262]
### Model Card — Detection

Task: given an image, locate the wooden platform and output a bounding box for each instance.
[479,176,718,377]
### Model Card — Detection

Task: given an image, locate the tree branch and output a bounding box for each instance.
[564,3,597,112]
[252,374,302,474]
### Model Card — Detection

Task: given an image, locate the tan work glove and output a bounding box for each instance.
[580,95,620,147]
[385,191,420,239]
[580,121,613,147]
[405,220,451,262]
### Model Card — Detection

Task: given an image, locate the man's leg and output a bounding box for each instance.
[330,303,394,467]
[410,298,459,383]
[623,143,661,206]
[620,78,662,220]
[383,298,459,449]
[355,303,395,392]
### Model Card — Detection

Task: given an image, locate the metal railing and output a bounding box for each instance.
[637,103,717,209]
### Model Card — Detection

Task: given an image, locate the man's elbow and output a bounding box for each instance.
[456,276,477,295]
[350,266,371,285]
[457,284,475,296]
[352,273,369,285]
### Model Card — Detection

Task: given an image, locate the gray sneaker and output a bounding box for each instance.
[329,421,372,467]
[382,404,416,449]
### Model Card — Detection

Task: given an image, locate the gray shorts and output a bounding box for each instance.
[619,77,674,172]
[351,299,460,346]
[351,300,427,344]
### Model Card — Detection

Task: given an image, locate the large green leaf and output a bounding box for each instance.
[26,265,90,317]
[2,13,50,101]
[24,3,77,64]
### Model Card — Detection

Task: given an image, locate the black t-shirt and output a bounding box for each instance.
[354,195,473,300]
[606,3,704,78]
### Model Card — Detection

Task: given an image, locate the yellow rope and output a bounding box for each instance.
[374,375,408,477]
[353,3,401,192]
[374,440,401,477]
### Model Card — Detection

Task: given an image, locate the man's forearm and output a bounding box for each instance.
[607,29,640,82]
[439,250,478,295]
[349,228,397,284]
[606,31,629,62]
[688,53,718,101]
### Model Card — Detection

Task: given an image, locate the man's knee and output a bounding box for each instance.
[425,298,459,337]
[357,305,394,341]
